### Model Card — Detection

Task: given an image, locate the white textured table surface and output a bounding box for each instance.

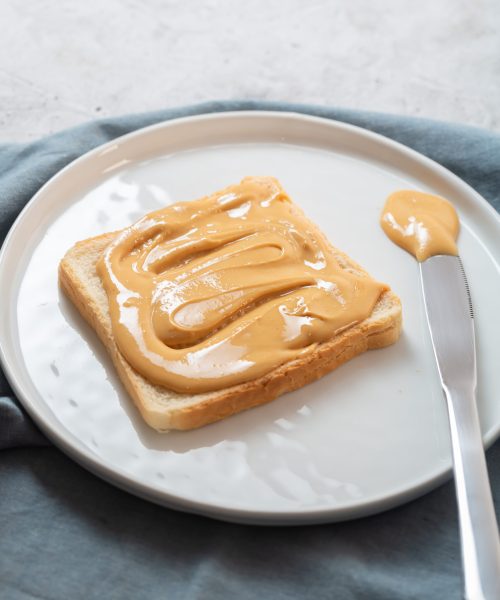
[1,0,499,142]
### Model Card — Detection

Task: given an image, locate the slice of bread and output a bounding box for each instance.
[59,227,402,431]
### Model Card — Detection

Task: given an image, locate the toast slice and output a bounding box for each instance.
[59,226,402,431]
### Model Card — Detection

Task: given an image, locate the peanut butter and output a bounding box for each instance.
[380,190,459,261]
[98,177,387,393]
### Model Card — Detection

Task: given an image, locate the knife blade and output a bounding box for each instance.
[420,255,500,600]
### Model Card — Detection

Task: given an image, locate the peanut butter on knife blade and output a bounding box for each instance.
[380,190,459,261]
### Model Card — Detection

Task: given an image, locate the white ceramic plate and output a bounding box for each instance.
[1,112,499,525]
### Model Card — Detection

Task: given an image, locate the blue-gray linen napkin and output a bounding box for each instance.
[1,101,499,600]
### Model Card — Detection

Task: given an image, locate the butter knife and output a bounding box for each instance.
[420,254,500,600]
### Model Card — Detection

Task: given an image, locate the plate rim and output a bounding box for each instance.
[1,109,499,525]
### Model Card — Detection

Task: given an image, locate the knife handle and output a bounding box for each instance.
[444,385,500,600]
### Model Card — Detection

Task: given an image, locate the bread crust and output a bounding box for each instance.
[59,232,402,431]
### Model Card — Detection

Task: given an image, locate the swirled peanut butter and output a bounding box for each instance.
[380,190,459,261]
[98,177,387,393]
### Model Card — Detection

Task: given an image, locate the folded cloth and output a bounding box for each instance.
[1,101,499,599]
